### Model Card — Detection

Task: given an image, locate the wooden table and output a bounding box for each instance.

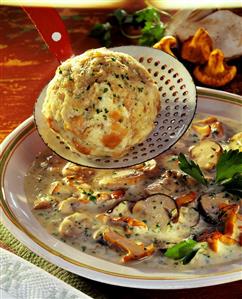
[0,6,241,298]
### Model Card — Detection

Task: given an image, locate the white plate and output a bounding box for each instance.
[1,87,242,289]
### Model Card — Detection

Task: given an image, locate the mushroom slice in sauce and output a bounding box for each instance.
[59,212,91,238]
[95,168,145,189]
[103,229,155,263]
[62,162,95,182]
[33,195,57,210]
[58,197,82,214]
[49,180,77,196]
[107,200,132,217]
[155,152,179,171]
[198,193,233,224]
[132,194,178,230]
[228,132,242,152]
[189,140,222,171]
[178,207,200,228]
[145,170,197,196]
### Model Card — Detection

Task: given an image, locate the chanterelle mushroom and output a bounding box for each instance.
[153,36,177,57]
[181,28,212,64]
[192,116,224,139]
[228,132,242,152]
[103,229,154,262]
[193,49,237,87]
[167,10,242,59]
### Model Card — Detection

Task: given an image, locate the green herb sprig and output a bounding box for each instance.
[178,150,242,195]
[164,239,200,265]
[90,7,167,47]
[215,150,242,184]
[178,153,208,186]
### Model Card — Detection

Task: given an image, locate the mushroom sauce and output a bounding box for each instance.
[25,114,242,270]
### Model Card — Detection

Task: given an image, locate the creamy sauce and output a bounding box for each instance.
[24,114,242,270]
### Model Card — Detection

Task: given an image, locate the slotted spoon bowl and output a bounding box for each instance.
[25,8,197,168]
[35,45,197,168]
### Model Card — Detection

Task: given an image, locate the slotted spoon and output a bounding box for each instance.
[25,7,197,169]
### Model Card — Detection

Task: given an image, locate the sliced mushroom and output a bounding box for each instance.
[33,195,57,210]
[58,197,82,214]
[178,207,200,228]
[197,230,222,252]
[59,212,91,238]
[110,216,147,229]
[95,190,125,212]
[224,211,237,237]
[189,140,222,170]
[210,121,224,138]
[192,123,211,139]
[107,200,132,218]
[197,230,237,252]
[133,159,160,178]
[198,193,232,224]
[176,191,197,208]
[102,229,155,262]
[132,194,178,230]
[96,213,148,235]
[155,152,179,171]
[49,180,77,196]
[145,170,197,196]
[62,162,95,182]
[228,132,242,152]
[95,168,145,189]
[195,116,218,125]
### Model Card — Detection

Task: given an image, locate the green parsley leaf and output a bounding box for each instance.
[182,248,200,265]
[90,7,165,47]
[89,195,97,202]
[178,153,208,186]
[135,8,165,46]
[139,22,165,46]
[135,7,160,23]
[215,150,242,185]
[220,172,242,196]
[164,239,199,263]
[113,9,129,24]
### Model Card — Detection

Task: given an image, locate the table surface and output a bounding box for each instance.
[0,5,241,299]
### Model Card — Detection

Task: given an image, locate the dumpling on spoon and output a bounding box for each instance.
[41,48,160,158]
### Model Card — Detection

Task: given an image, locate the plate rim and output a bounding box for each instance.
[1,87,242,289]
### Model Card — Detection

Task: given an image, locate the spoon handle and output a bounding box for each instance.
[23,7,73,63]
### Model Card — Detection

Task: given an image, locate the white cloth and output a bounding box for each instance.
[0,248,92,299]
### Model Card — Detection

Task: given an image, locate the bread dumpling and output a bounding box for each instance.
[42,48,160,158]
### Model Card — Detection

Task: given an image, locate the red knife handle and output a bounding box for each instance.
[23,7,74,63]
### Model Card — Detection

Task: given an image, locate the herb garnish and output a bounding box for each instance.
[90,7,167,47]
[90,22,112,47]
[178,153,208,186]
[215,150,242,184]
[164,239,200,264]
[178,150,242,195]
[89,195,97,202]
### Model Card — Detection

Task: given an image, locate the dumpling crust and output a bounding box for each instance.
[42,48,160,157]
